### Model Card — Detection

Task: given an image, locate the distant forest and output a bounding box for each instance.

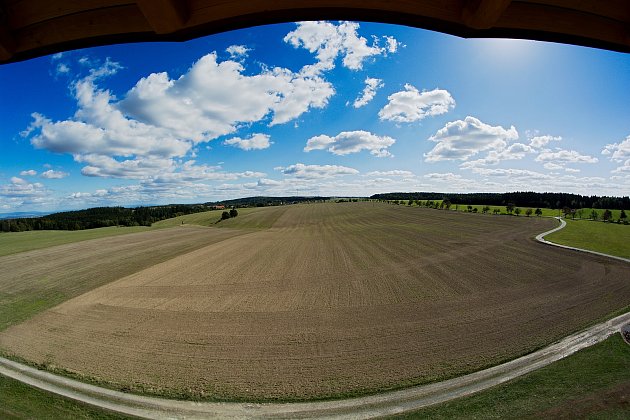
[0,204,210,232]
[0,196,329,233]
[3,192,628,233]
[370,192,630,210]
[212,196,329,207]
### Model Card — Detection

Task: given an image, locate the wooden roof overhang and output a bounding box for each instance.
[1,0,629,64]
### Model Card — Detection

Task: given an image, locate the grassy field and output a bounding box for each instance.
[0,226,248,331]
[395,333,630,419]
[1,202,628,402]
[0,226,152,257]
[546,219,630,259]
[0,374,130,419]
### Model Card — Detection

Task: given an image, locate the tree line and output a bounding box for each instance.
[370,192,630,210]
[0,204,211,232]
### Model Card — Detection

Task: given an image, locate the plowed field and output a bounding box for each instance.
[1,202,628,401]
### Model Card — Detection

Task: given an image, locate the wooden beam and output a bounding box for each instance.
[0,26,14,61]
[462,0,512,30]
[136,0,188,34]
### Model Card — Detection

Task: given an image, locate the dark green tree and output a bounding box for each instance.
[535,208,543,217]
[221,211,231,220]
[229,208,238,218]
[602,209,612,222]
[525,208,533,217]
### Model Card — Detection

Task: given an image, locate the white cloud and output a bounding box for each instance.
[543,162,564,171]
[0,177,52,211]
[470,168,551,179]
[425,116,518,162]
[223,133,272,151]
[353,77,383,108]
[529,135,562,149]
[378,85,455,123]
[535,149,598,164]
[460,142,534,168]
[366,170,414,177]
[20,170,37,176]
[384,36,400,53]
[56,63,70,75]
[275,163,359,179]
[304,130,395,157]
[602,136,630,161]
[284,21,397,75]
[77,155,176,179]
[612,159,630,173]
[40,170,69,179]
[25,51,336,179]
[226,45,250,59]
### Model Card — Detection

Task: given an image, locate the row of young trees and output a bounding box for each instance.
[371,192,630,210]
[0,204,211,232]
[386,198,629,223]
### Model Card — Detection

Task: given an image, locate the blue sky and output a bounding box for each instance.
[1,21,629,212]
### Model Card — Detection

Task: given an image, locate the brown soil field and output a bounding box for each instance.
[0,226,248,330]
[1,202,629,401]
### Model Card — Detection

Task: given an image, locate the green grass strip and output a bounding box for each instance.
[545,219,630,259]
[392,334,630,419]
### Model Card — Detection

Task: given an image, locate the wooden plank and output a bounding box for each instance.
[462,0,512,29]
[0,26,15,61]
[6,0,133,30]
[13,5,151,54]
[136,0,188,34]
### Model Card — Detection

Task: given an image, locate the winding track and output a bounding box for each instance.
[1,216,628,419]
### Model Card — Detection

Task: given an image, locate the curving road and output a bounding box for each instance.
[1,217,628,419]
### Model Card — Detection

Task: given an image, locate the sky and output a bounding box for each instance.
[1,21,629,212]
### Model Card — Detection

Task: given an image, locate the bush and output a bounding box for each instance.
[221,211,231,220]
[229,208,238,218]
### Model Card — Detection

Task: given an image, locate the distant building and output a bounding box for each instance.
[213,205,225,210]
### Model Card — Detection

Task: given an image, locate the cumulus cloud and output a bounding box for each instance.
[353,77,383,108]
[425,116,519,162]
[460,142,534,168]
[284,21,398,75]
[20,170,37,176]
[602,136,630,161]
[40,170,69,179]
[56,63,70,75]
[223,133,272,151]
[529,135,562,149]
[612,159,630,173]
[384,36,401,53]
[226,45,250,59]
[304,130,395,157]
[535,149,598,164]
[366,170,414,177]
[275,163,359,179]
[378,85,455,123]
[25,51,336,179]
[0,177,52,211]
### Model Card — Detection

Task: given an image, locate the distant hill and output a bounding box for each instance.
[0,211,50,220]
